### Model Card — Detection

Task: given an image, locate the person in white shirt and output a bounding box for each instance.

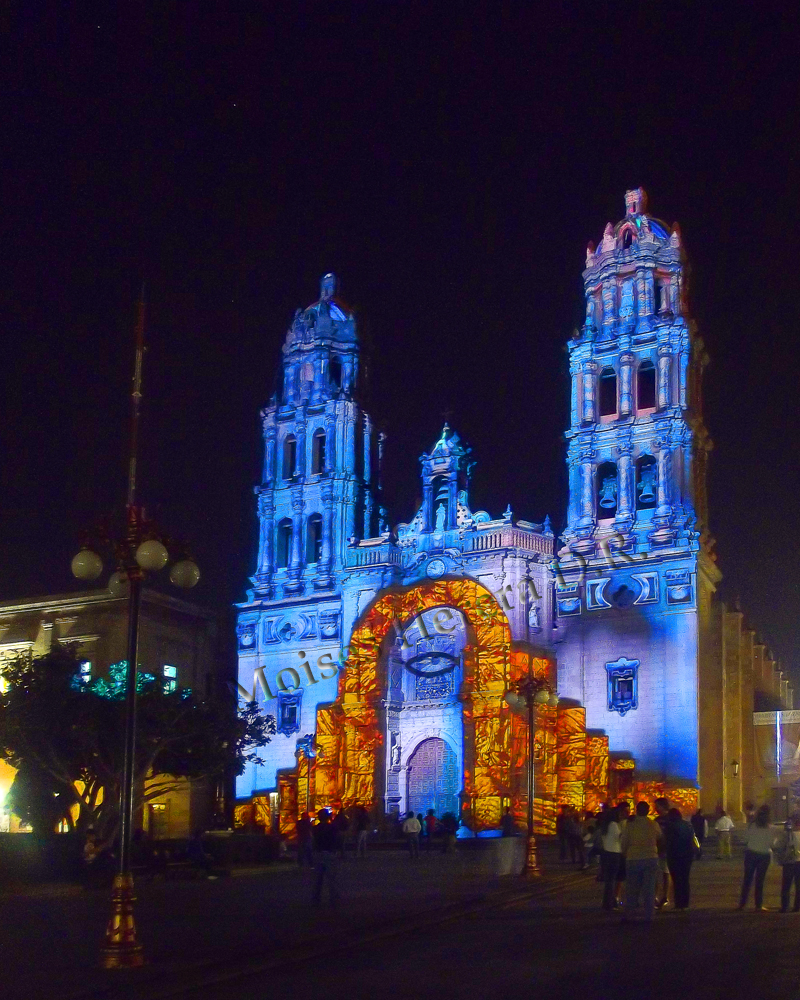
[715,810,735,858]
[738,804,773,910]
[600,801,630,910]
[402,810,421,859]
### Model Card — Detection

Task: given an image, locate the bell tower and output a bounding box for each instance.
[250,274,376,599]
[555,190,720,798]
[561,188,711,557]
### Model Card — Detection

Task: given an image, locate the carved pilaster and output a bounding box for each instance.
[315,481,334,590]
[657,346,672,410]
[569,361,580,428]
[616,438,634,529]
[601,281,615,329]
[284,488,305,595]
[324,414,336,474]
[254,491,275,595]
[619,353,634,417]
[582,361,597,425]
[263,422,277,483]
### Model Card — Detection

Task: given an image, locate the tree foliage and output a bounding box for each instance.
[0,647,275,845]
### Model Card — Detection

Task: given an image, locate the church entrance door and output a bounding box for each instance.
[407,737,458,818]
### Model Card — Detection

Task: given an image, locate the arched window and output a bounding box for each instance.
[596,461,618,519]
[306,514,323,564]
[635,455,657,510]
[329,358,342,390]
[283,435,296,480]
[276,518,293,569]
[311,429,326,474]
[622,229,633,249]
[637,360,656,411]
[599,367,617,417]
[653,280,663,314]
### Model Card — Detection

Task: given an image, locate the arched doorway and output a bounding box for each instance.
[407,737,458,818]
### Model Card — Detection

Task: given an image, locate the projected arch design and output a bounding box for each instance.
[308,578,555,831]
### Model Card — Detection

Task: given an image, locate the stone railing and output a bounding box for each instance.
[468,528,554,557]
[346,546,402,568]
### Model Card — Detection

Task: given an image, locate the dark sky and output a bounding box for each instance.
[4,4,799,675]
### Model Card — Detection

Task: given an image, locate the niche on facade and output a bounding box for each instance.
[596,461,618,521]
[311,429,326,474]
[430,475,449,532]
[305,514,322,564]
[277,689,302,736]
[283,435,297,480]
[599,367,618,420]
[635,455,657,512]
[637,360,656,412]
[329,358,342,390]
[276,518,292,569]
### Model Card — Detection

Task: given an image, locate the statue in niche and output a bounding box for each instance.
[528,604,541,630]
[390,734,401,767]
[585,295,596,327]
[435,503,446,532]
[598,476,618,509]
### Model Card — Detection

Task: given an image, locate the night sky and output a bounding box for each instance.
[4,5,799,676]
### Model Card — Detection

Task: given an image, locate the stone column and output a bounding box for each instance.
[316,481,334,590]
[285,488,305,595]
[582,361,597,425]
[345,405,356,475]
[619,353,634,417]
[324,413,336,474]
[602,281,615,331]
[255,491,275,594]
[577,445,595,532]
[570,361,580,428]
[423,479,434,532]
[295,414,307,479]
[657,346,671,410]
[616,442,633,526]
[447,474,458,529]
[655,435,672,523]
[363,414,372,484]
[263,422,276,482]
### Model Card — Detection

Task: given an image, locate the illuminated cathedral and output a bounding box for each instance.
[234,190,790,836]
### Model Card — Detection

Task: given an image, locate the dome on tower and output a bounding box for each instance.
[589,189,672,263]
[284,272,356,350]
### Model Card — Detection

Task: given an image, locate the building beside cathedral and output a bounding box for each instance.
[234,191,792,835]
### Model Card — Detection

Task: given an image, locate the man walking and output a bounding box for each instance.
[297,811,314,867]
[403,810,421,858]
[690,807,708,859]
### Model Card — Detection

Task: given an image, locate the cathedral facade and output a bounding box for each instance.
[234,191,789,835]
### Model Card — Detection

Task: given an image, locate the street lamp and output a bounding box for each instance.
[505,666,558,877]
[71,290,199,969]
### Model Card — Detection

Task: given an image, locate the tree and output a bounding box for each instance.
[0,647,275,847]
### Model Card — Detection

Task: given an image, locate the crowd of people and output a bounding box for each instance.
[556,798,800,921]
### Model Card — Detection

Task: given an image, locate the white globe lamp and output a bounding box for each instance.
[135,539,168,571]
[71,549,103,581]
[169,559,200,589]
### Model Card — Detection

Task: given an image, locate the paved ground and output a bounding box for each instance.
[3,842,800,1000]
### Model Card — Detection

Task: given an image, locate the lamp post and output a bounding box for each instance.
[505,669,558,877]
[71,290,199,968]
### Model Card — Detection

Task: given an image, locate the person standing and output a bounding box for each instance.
[665,808,697,910]
[297,811,314,867]
[654,797,671,908]
[620,801,663,922]
[738,804,773,911]
[690,807,708,859]
[425,809,438,850]
[501,807,516,837]
[775,814,800,913]
[332,807,350,858]
[353,804,370,858]
[600,802,628,911]
[556,805,569,862]
[715,810,734,858]
[312,810,340,907]
[403,810,421,858]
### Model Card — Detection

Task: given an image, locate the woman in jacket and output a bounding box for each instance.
[775,813,800,913]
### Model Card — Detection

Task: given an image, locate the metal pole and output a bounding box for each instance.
[524,689,541,877]
[100,290,146,970]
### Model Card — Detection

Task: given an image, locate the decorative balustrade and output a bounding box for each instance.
[346,546,402,568]
[469,528,554,557]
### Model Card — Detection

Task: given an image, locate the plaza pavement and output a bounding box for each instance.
[2,841,799,1000]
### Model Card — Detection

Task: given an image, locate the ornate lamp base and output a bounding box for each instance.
[99,874,145,969]
[524,833,542,878]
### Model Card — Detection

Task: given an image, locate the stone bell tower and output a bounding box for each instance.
[249,273,377,600]
[555,190,720,800]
